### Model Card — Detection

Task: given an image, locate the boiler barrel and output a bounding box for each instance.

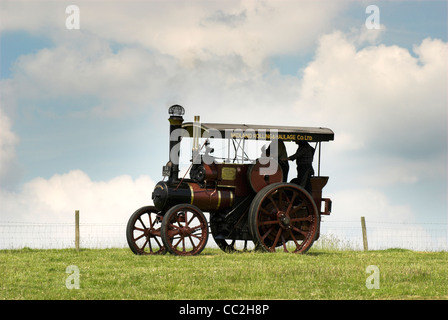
[188,183,234,212]
[152,181,234,212]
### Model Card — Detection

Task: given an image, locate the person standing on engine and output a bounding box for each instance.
[263,140,289,182]
[288,141,315,194]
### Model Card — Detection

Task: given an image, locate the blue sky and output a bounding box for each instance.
[0,1,447,249]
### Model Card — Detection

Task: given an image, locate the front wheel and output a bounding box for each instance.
[161,204,209,256]
[249,183,319,254]
[126,206,166,255]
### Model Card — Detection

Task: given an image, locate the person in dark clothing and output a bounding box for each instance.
[263,140,289,182]
[288,141,315,194]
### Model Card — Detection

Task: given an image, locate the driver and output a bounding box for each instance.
[288,141,315,194]
[263,140,289,182]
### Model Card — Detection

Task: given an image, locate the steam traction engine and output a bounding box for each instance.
[126,105,334,255]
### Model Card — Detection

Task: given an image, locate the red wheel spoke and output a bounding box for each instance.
[259,220,279,226]
[187,213,196,226]
[189,225,202,232]
[168,223,180,230]
[285,191,298,216]
[134,233,145,241]
[259,207,271,217]
[270,228,283,250]
[140,238,149,251]
[137,217,147,230]
[290,201,307,215]
[278,190,289,211]
[281,234,288,252]
[168,228,180,238]
[267,195,280,212]
[147,214,154,229]
[173,237,183,248]
[184,211,189,227]
[290,216,313,223]
[191,230,204,238]
[190,233,202,240]
[291,226,308,237]
[278,190,283,208]
[154,237,163,248]
[147,239,153,252]
[261,226,274,241]
[288,229,301,248]
[188,236,197,250]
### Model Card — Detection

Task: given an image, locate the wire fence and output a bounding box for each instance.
[0,222,126,250]
[0,220,447,251]
[317,219,448,251]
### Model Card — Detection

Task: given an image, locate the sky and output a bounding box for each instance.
[0,0,447,248]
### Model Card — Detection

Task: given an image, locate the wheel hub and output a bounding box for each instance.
[278,212,291,229]
[179,227,192,237]
[144,228,154,238]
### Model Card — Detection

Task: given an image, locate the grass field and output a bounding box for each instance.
[0,247,447,300]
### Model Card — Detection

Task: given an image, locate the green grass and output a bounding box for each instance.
[1,248,447,300]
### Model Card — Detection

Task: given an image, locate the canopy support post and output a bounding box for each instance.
[317,141,321,176]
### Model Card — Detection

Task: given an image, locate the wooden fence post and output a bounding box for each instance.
[361,216,368,251]
[75,210,80,251]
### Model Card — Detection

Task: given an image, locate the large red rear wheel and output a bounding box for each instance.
[249,183,319,254]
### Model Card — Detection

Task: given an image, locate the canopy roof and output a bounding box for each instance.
[182,122,334,142]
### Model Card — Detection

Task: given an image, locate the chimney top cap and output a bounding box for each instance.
[168,105,185,117]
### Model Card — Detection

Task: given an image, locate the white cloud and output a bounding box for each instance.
[331,188,414,223]
[0,0,62,32]
[294,31,447,188]
[0,170,155,224]
[0,108,19,185]
[1,0,345,66]
[84,0,346,67]
[1,0,346,119]
[297,31,447,132]
[8,31,306,120]
[0,81,21,188]
[10,41,179,116]
[4,1,446,130]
